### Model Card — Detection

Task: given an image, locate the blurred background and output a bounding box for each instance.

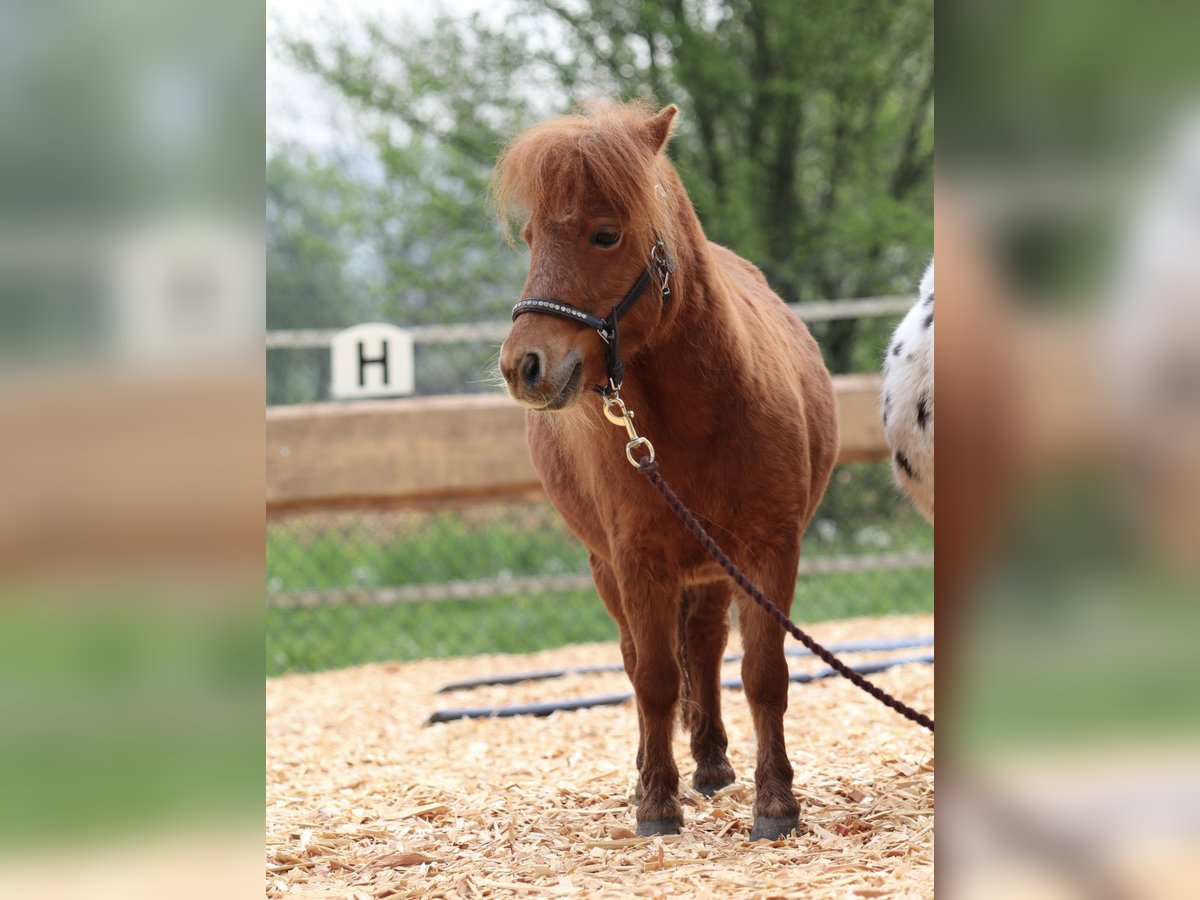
[0,0,262,896]
[264,0,934,675]
[937,1,1200,897]
[25,0,1200,896]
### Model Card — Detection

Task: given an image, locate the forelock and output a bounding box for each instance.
[492,101,678,258]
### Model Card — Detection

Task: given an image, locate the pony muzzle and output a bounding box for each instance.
[499,344,585,410]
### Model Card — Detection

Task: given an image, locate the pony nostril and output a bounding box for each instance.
[520,352,542,389]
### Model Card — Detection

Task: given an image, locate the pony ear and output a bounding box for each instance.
[643,105,678,154]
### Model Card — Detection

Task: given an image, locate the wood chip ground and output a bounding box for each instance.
[267,613,934,899]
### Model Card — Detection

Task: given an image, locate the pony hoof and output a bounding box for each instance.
[749,815,800,842]
[636,817,684,837]
[693,776,735,798]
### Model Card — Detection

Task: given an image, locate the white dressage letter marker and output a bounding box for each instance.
[330,323,415,399]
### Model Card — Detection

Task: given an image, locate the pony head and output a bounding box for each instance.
[494,102,680,409]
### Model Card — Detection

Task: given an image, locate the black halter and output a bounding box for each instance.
[511,242,676,393]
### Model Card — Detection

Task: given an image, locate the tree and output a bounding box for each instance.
[266,154,351,403]
[275,0,933,372]
[267,153,368,331]
[277,14,550,325]
[522,0,933,370]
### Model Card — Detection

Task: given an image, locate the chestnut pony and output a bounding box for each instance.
[495,102,838,840]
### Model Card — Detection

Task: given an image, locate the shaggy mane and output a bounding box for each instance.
[491,101,680,261]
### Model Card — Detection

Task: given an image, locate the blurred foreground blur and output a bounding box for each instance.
[0,1,262,897]
[938,2,1200,896]
[8,0,1200,895]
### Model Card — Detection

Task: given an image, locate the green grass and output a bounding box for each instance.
[267,590,615,673]
[0,599,261,845]
[266,462,933,675]
[266,568,932,675]
[266,506,588,593]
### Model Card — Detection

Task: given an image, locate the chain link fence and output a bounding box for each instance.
[266,463,932,676]
[265,303,933,675]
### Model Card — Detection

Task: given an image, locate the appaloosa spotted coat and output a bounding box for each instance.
[883,261,934,523]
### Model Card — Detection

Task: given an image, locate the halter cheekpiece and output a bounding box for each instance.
[511,241,676,394]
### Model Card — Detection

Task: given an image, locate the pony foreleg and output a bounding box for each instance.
[619,568,685,836]
[680,582,736,796]
[588,554,644,801]
[737,544,803,841]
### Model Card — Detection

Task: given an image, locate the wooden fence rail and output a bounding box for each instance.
[265,297,913,350]
[266,374,888,517]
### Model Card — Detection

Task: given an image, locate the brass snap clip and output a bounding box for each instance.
[602,391,656,468]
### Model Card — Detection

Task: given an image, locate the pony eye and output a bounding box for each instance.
[591,228,621,248]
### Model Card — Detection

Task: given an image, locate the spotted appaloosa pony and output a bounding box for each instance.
[883,261,934,523]
[495,102,838,840]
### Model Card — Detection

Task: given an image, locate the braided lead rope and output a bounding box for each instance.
[636,458,934,733]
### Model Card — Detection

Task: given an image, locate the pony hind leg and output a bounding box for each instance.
[679,582,736,797]
[736,544,803,841]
